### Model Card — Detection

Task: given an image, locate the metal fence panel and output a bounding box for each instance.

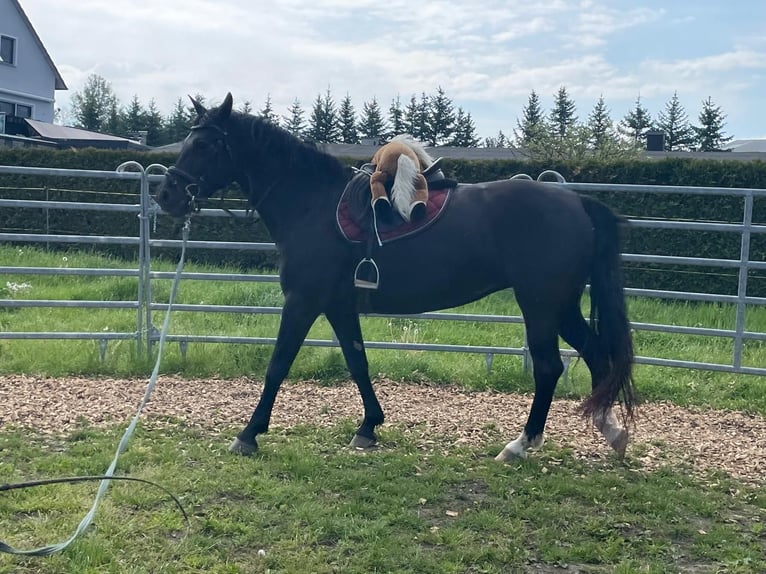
[0,163,764,375]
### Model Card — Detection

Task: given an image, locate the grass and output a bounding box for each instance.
[1,245,765,572]
[0,423,764,573]
[1,244,765,414]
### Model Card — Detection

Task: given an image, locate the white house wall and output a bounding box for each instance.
[0,0,57,121]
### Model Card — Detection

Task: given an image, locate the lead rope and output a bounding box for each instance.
[0,218,192,556]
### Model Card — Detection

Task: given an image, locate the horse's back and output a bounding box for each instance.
[450,178,596,293]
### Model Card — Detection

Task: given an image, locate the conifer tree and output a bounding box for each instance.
[124,95,146,140]
[306,89,340,143]
[338,94,359,144]
[449,107,479,147]
[692,96,733,151]
[549,86,577,138]
[144,99,165,146]
[587,95,613,151]
[259,94,280,126]
[386,96,405,140]
[619,95,652,143]
[656,91,695,151]
[358,97,387,141]
[283,98,306,137]
[165,98,192,143]
[514,90,545,147]
[403,95,420,138]
[428,86,456,145]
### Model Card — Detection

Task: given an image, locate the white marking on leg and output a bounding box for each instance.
[494,430,545,461]
[593,408,629,455]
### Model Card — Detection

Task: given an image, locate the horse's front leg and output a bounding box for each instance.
[324,304,384,448]
[229,294,320,455]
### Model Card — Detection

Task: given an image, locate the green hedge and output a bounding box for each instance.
[1,149,765,295]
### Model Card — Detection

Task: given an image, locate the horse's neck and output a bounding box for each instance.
[231,118,347,240]
[243,168,345,244]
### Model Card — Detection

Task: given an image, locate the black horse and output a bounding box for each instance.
[156,93,637,461]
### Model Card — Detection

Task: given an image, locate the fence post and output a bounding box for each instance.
[733,191,753,369]
[144,164,169,355]
[116,161,150,356]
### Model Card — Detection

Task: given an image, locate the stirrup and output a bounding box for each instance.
[354,257,380,290]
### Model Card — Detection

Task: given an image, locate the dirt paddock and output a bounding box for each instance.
[1,375,764,486]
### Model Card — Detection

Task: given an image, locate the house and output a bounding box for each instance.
[0,0,66,138]
[724,139,766,153]
[24,119,147,150]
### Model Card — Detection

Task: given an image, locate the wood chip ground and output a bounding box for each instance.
[1,375,763,486]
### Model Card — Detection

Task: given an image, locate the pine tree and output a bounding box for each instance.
[144,99,165,146]
[306,89,340,143]
[69,73,118,132]
[428,86,455,146]
[587,95,613,151]
[259,94,280,126]
[358,97,387,141]
[338,94,359,144]
[239,100,253,114]
[656,92,695,151]
[619,95,652,143]
[416,92,433,144]
[386,96,405,140]
[449,107,479,147]
[692,96,732,151]
[124,95,146,140]
[283,98,306,138]
[514,90,545,147]
[403,95,420,138]
[549,86,577,138]
[165,97,192,143]
[104,100,123,136]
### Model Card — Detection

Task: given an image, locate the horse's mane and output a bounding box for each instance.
[226,111,348,184]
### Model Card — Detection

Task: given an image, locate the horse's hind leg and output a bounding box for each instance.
[558,300,629,456]
[496,310,563,461]
[324,304,385,448]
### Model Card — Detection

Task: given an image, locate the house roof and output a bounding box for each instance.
[10,0,67,90]
[724,139,766,153]
[25,118,145,147]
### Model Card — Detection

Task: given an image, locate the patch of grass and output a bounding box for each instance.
[1,245,766,414]
[0,424,763,573]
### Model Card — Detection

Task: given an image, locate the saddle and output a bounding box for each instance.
[336,159,457,290]
[336,159,456,244]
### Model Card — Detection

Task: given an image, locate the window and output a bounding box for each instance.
[0,101,32,119]
[0,36,16,65]
[15,104,32,118]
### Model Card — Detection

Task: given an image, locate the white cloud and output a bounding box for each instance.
[17,0,766,139]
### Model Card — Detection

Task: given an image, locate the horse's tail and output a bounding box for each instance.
[579,196,638,424]
[391,154,419,221]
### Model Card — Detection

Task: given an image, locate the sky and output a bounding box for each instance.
[18,0,766,142]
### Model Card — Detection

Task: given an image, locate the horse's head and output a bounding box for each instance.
[156,93,238,217]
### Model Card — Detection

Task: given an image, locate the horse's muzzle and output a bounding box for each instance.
[156,178,192,217]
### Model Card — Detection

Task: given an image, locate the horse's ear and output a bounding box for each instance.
[189,96,207,118]
[219,93,233,121]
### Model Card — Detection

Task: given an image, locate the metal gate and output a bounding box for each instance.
[1,162,765,375]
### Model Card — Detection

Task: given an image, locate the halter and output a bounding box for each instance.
[166,123,231,213]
